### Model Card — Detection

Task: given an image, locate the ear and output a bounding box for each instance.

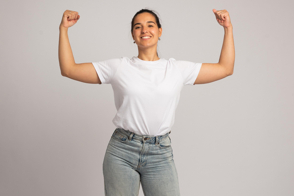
[131,30,135,40]
[158,28,162,37]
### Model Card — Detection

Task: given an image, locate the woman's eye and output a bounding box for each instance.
[135,27,140,29]
[149,25,154,27]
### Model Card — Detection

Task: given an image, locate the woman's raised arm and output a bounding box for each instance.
[58,10,101,84]
[194,9,235,84]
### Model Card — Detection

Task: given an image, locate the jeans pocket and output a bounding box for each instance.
[112,130,128,143]
[158,135,171,149]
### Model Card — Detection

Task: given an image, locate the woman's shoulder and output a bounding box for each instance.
[167,57,176,62]
[164,57,182,65]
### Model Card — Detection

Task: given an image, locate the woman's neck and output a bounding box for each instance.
[137,48,159,61]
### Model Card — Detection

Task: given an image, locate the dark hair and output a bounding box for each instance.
[131,9,162,33]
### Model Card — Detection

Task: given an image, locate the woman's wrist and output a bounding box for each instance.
[224,24,233,30]
[59,25,68,32]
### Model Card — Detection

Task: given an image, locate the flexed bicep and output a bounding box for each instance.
[64,63,102,84]
[194,63,232,84]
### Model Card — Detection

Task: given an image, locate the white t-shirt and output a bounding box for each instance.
[92,56,202,136]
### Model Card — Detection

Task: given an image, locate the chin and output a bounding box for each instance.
[138,43,157,49]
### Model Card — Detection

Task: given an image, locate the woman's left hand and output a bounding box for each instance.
[212,9,232,28]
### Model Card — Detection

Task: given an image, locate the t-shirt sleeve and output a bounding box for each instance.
[177,60,202,85]
[92,58,122,84]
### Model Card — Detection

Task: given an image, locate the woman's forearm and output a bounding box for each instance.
[58,26,76,76]
[218,26,235,75]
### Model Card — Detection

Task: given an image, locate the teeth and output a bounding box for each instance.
[142,36,150,38]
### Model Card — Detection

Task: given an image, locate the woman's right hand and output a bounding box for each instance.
[60,10,80,29]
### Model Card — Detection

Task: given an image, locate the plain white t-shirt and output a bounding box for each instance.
[92,56,202,136]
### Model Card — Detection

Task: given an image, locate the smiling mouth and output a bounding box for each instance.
[141,36,151,39]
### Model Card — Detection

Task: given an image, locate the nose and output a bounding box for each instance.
[141,27,148,33]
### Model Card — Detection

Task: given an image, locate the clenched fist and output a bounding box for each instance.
[60,10,80,29]
[212,9,232,28]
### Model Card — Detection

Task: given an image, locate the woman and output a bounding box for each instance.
[59,8,235,196]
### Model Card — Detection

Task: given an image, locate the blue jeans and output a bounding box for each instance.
[103,128,181,196]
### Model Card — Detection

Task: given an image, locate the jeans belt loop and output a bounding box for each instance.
[128,132,134,141]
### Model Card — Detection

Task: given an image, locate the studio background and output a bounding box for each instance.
[1,0,293,195]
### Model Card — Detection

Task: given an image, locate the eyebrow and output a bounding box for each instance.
[133,21,156,27]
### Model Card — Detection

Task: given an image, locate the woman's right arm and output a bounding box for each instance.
[58,10,101,84]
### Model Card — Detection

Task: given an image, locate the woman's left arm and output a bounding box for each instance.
[194,9,235,84]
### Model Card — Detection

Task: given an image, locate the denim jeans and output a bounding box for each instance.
[103,128,181,196]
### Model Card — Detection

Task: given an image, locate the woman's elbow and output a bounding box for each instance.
[227,66,234,76]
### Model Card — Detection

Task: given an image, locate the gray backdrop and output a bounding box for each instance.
[1,0,293,195]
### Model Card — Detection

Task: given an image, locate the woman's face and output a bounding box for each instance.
[132,12,162,50]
